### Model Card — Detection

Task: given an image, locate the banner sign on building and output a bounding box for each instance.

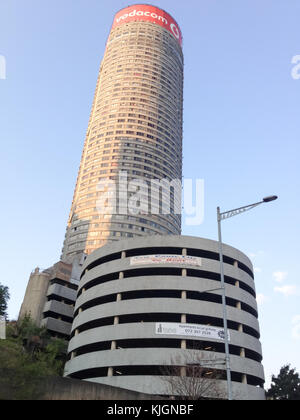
[130,255,202,267]
[111,5,183,46]
[155,322,230,342]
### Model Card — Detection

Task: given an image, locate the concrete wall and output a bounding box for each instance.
[18,269,51,325]
[41,317,72,337]
[40,376,162,400]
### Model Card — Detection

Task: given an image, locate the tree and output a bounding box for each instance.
[0,283,9,318]
[266,365,300,400]
[0,315,67,399]
[160,350,226,400]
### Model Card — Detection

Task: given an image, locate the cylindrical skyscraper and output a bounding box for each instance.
[61,5,184,264]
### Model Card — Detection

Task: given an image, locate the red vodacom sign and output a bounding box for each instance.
[111,5,182,47]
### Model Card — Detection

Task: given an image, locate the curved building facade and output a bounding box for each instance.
[64,236,265,400]
[61,5,184,264]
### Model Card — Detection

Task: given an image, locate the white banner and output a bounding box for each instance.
[130,255,202,267]
[155,322,230,341]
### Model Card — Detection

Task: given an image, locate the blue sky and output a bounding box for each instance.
[0,0,299,388]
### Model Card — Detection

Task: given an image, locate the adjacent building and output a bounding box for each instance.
[19,261,79,339]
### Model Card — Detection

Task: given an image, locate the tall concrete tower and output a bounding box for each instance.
[61,5,184,264]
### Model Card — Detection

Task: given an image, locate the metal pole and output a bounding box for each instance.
[217,206,233,400]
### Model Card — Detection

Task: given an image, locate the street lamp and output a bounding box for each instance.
[217,195,277,400]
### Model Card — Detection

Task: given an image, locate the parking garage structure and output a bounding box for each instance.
[64,235,265,400]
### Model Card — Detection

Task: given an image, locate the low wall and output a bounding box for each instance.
[40,376,162,400]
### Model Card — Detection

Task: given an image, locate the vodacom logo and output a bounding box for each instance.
[113,6,182,46]
[170,23,180,40]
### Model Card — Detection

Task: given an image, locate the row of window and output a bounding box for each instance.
[107,30,183,67]
[77,186,180,206]
[67,231,144,251]
[95,83,181,129]
[68,364,263,388]
[84,146,181,175]
[97,85,182,113]
[101,59,182,94]
[68,337,262,365]
[74,288,258,319]
[78,174,181,200]
[71,310,259,341]
[99,69,182,106]
[71,213,180,233]
[94,93,182,128]
[100,68,182,115]
[71,222,172,237]
[99,67,182,102]
[78,266,255,300]
[106,33,183,78]
[86,132,182,165]
[71,210,180,231]
[91,100,181,141]
[81,155,180,180]
[90,112,181,142]
[89,114,182,151]
[68,226,166,246]
[93,107,181,134]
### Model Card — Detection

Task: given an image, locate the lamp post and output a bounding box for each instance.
[217,195,277,400]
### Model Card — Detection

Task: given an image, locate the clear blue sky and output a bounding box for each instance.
[0,0,299,388]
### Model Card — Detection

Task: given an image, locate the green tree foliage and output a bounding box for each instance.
[0,315,67,399]
[0,283,9,318]
[266,365,300,400]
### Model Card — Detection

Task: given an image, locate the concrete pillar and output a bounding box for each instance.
[18,270,51,325]
[240,347,245,357]
[182,268,187,277]
[121,251,126,259]
[119,271,124,279]
[114,316,119,325]
[181,294,186,331]
[236,301,241,310]
[182,248,187,256]
[75,329,79,336]
[107,367,113,377]
[238,323,243,332]
[111,340,116,350]
[116,293,122,302]
[242,374,247,384]
[180,366,187,377]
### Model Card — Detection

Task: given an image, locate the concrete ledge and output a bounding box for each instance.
[40,376,162,400]
[41,317,72,336]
